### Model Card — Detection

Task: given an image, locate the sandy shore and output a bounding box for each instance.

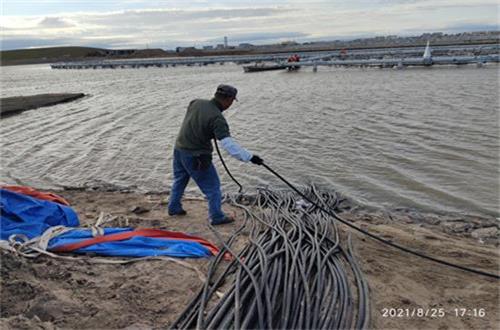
[0,93,85,117]
[1,189,499,329]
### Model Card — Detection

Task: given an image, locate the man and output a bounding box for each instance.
[168,84,264,225]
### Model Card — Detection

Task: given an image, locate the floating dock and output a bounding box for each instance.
[280,54,499,70]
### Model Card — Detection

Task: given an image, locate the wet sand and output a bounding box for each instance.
[0,93,85,117]
[1,189,498,329]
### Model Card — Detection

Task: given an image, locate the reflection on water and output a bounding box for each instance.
[1,64,498,216]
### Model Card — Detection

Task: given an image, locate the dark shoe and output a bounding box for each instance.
[168,209,187,216]
[211,216,235,225]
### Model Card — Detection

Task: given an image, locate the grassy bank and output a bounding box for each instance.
[0,46,108,66]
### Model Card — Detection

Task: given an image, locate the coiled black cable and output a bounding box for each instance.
[172,185,368,329]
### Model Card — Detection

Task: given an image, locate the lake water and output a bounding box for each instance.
[1,63,498,217]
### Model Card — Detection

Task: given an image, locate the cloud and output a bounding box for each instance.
[444,22,499,32]
[206,31,309,44]
[1,36,136,50]
[79,7,292,27]
[1,37,76,50]
[38,17,75,28]
[0,2,497,50]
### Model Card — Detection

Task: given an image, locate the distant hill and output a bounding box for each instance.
[0,46,110,66]
[0,47,173,66]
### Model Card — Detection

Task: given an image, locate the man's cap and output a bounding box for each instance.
[215,84,238,101]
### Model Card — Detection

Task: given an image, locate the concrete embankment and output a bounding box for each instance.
[0,93,85,117]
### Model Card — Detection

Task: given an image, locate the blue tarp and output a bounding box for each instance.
[0,188,213,258]
[48,228,212,258]
[0,189,79,240]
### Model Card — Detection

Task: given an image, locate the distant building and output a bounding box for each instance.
[176,46,197,53]
[104,49,135,56]
[238,43,254,48]
[203,45,214,50]
[216,44,225,49]
[224,36,228,48]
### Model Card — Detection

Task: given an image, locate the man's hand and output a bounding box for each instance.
[250,155,264,165]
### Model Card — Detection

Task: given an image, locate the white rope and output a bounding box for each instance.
[38,226,74,251]
[0,239,16,252]
[3,226,73,258]
[91,212,118,237]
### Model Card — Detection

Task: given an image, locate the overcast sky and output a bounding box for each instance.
[1,0,498,50]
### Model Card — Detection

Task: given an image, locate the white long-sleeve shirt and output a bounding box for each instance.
[219,137,252,162]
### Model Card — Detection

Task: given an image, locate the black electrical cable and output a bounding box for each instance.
[260,162,500,280]
[213,139,243,193]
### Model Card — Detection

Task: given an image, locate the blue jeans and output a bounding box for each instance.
[168,148,225,222]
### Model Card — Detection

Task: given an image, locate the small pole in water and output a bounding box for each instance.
[313,62,318,72]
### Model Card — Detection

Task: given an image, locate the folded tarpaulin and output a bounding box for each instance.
[48,228,218,258]
[1,187,219,258]
[0,188,79,241]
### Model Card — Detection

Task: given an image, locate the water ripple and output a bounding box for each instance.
[1,64,498,216]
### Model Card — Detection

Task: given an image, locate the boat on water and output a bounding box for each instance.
[243,64,288,73]
[244,54,303,73]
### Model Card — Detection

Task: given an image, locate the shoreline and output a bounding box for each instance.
[59,183,500,246]
[1,188,498,329]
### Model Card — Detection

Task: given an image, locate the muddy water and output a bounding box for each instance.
[1,63,498,216]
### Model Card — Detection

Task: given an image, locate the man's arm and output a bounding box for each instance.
[219,137,252,162]
[212,114,263,164]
